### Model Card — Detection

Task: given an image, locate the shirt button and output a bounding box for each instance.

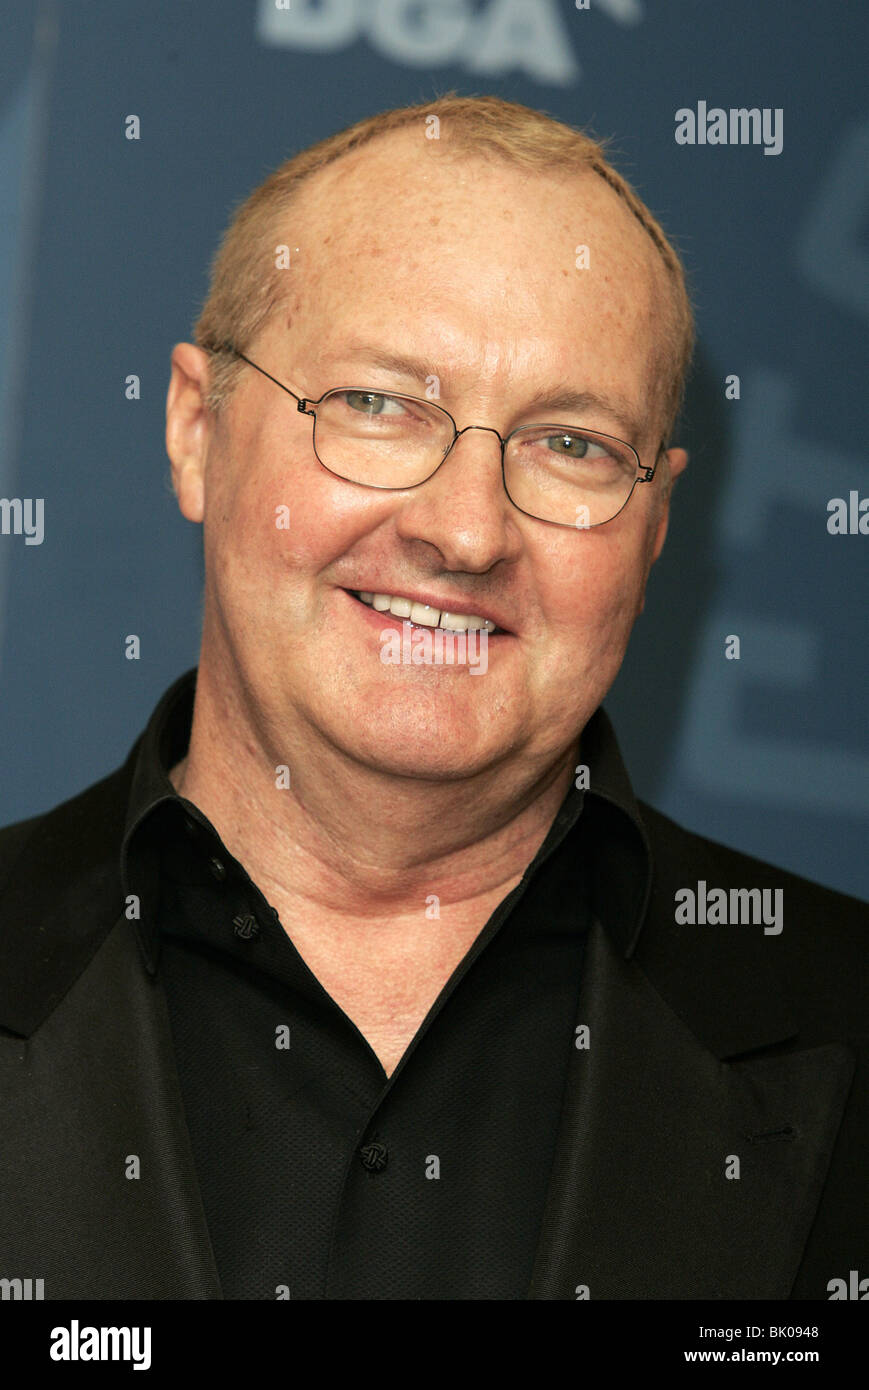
[232,911,260,940]
[209,856,227,881]
[358,1141,388,1173]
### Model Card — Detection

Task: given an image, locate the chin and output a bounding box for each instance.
[327,696,513,780]
[352,742,504,782]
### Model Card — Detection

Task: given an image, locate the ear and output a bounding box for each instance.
[649,446,688,565]
[166,344,213,523]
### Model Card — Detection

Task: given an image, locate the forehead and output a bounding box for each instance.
[269,133,668,431]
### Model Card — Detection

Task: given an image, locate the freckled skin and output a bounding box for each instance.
[165,130,687,936]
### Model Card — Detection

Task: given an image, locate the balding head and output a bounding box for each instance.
[194,95,693,445]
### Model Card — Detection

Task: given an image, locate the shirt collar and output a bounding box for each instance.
[121,667,652,973]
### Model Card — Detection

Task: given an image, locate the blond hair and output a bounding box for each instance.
[194,93,694,439]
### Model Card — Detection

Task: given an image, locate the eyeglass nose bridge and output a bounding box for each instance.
[440,422,506,467]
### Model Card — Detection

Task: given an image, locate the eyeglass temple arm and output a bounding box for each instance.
[217,343,310,411]
[640,439,669,481]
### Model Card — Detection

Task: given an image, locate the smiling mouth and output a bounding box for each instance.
[346,590,505,634]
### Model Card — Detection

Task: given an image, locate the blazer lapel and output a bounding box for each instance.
[0,909,221,1299]
[527,919,854,1299]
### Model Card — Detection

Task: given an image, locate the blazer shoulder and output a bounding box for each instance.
[0,747,144,1035]
[637,798,868,973]
[634,800,867,1055]
[0,746,141,901]
[0,810,43,878]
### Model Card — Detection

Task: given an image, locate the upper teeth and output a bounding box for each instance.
[357,592,496,632]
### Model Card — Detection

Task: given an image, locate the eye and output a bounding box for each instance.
[510,427,636,480]
[545,433,608,459]
[341,391,407,417]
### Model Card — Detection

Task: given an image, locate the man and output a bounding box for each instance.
[0,95,865,1301]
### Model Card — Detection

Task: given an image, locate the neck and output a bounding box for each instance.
[170,657,578,925]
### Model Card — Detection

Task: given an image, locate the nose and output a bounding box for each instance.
[392,422,522,572]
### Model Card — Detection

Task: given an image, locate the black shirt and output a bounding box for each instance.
[120,667,651,1300]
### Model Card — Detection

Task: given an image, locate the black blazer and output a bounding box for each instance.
[0,729,865,1300]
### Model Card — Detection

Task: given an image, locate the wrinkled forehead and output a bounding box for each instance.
[267,135,670,433]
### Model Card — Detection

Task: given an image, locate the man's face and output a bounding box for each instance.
[169,134,686,785]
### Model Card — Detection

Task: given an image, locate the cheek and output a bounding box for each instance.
[268,467,398,572]
[535,528,648,673]
[204,417,329,564]
[203,432,396,601]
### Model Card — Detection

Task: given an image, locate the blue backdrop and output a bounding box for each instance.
[1,0,867,899]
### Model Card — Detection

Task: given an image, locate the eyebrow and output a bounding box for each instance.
[317,341,648,441]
